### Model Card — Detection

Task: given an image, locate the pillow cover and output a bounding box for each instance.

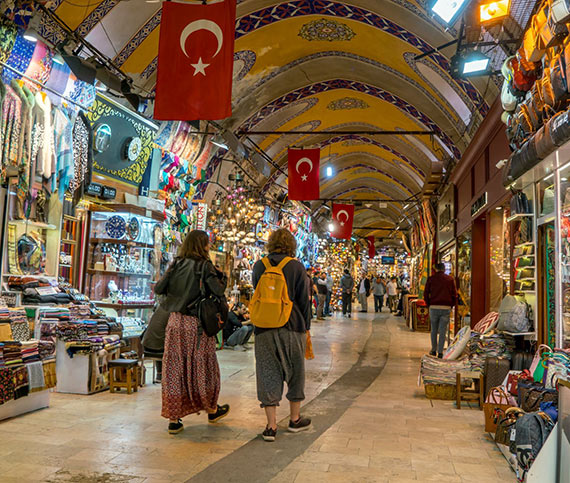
[443,326,471,360]
[473,312,500,334]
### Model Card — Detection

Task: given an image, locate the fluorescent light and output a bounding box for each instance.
[431,0,469,24]
[326,166,333,177]
[463,57,490,74]
[23,32,38,42]
[544,173,554,181]
[210,135,228,150]
[328,223,334,232]
[52,54,64,65]
[403,204,409,210]
[496,206,503,210]
[562,177,568,181]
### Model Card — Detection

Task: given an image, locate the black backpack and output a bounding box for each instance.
[188,261,229,337]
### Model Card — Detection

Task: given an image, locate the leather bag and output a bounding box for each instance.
[549,109,570,145]
[540,5,568,49]
[506,369,533,396]
[517,380,558,411]
[511,56,537,92]
[552,0,570,24]
[518,47,539,76]
[525,12,548,61]
[484,387,517,433]
[550,54,570,106]
[495,407,525,446]
[534,123,556,159]
[509,139,540,182]
[542,66,557,107]
[484,357,512,398]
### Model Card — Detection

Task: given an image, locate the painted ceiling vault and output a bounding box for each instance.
[38,0,503,240]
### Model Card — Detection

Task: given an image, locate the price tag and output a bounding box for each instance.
[36,287,58,296]
[510,428,516,441]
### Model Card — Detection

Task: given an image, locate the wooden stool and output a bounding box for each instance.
[456,371,484,410]
[109,359,139,394]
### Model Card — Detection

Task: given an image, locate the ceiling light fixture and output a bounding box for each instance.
[328,223,334,232]
[480,0,510,24]
[326,166,333,177]
[210,134,229,150]
[430,0,469,24]
[450,52,492,78]
[23,13,42,42]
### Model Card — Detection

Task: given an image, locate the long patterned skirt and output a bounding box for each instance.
[161,313,220,420]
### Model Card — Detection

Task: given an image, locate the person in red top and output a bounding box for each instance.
[424,263,458,358]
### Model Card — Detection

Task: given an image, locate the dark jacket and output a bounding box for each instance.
[340,274,354,294]
[252,253,311,333]
[424,271,457,307]
[141,305,170,354]
[359,278,371,296]
[154,257,227,315]
[223,311,245,340]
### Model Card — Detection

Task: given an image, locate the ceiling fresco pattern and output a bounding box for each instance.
[40,0,501,237]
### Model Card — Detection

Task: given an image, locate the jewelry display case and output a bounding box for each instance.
[83,204,164,314]
[1,177,63,285]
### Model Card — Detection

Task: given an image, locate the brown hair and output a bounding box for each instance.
[266,228,297,257]
[178,230,210,260]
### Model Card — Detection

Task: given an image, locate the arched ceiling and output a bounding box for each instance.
[40,0,501,239]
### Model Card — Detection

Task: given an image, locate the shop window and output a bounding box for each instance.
[559,164,570,348]
[538,174,556,218]
[489,205,511,312]
[457,231,472,328]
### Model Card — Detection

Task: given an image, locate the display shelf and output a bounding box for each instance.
[61,239,76,245]
[500,331,536,336]
[90,238,153,248]
[87,269,152,278]
[92,301,154,309]
[7,219,57,230]
[2,273,57,279]
[507,213,534,222]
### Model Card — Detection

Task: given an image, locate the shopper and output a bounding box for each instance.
[316,272,328,320]
[155,230,230,434]
[358,273,371,313]
[424,262,458,358]
[252,228,312,442]
[340,269,354,317]
[324,272,334,316]
[387,277,399,313]
[141,305,170,382]
[224,303,253,351]
[372,276,386,313]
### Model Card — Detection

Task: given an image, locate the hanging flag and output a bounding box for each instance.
[367,236,375,258]
[331,203,354,240]
[154,0,236,121]
[287,148,320,200]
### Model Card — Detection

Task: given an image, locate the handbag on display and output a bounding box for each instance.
[517,380,558,411]
[542,66,557,108]
[484,386,518,433]
[484,357,512,398]
[552,0,570,24]
[509,139,540,182]
[530,344,553,382]
[550,54,570,107]
[512,352,535,371]
[495,407,525,446]
[506,369,533,396]
[502,78,519,112]
[511,55,537,92]
[539,5,569,48]
[549,108,570,145]
[534,123,556,160]
[524,11,548,61]
[515,411,555,479]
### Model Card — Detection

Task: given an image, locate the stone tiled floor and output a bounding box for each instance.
[0,313,513,482]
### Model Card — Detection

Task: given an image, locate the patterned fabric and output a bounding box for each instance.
[473,312,500,334]
[1,33,35,85]
[1,84,22,179]
[0,367,15,404]
[10,320,30,341]
[44,59,70,106]
[52,107,73,197]
[69,111,92,196]
[161,313,220,420]
[0,22,17,65]
[12,364,29,399]
[23,41,53,87]
[43,360,56,388]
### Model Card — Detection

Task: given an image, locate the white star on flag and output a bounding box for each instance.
[340,222,345,226]
[191,57,209,76]
[301,174,308,181]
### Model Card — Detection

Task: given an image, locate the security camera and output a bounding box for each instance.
[496,159,508,169]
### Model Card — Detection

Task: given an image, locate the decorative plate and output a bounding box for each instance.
[105,216,126,239]
[126,217,140,241]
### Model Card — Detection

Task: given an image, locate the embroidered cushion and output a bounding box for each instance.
[443,326,471,360]
[473,312,500,334]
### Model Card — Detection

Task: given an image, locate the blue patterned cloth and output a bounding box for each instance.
[2,34,35,84]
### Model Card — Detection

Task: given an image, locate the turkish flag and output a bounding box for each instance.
[154,1,236,121]
[331,203,354,240]
[287,148,320,200]
[368,236,375,258]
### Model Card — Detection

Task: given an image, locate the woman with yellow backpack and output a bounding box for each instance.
[250,228,312,442]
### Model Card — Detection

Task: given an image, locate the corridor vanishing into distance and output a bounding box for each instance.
[0,313,512,483]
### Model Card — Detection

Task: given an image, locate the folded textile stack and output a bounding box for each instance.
[2,341,23,366]
[0,342,4,367]
[79,320,98,336]
[102,334,121,351]
[420,354,478,385]
[21,340,40,363]
[64,341,93,357]
[467,332,514,361]
[0,366,15,403]
[96,320,110,335]
[38,340,55,360]
[38,307,70,320]
[23,288,72,305]
[8,276,51,291]
[69,304,91,319]
[55,323,88,341]
[0,305,10,321]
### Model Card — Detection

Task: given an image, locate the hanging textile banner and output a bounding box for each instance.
[287,148,320,200]
[367,236,375,258]
[154,0,236,120]
[195,202,208,231]
[331,203,354,240]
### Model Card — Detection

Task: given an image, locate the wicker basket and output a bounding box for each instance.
[424,383,457,400]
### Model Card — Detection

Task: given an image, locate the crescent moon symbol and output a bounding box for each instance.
[180,20,224,59]
[295,157,313,174]
[337,210,349,222]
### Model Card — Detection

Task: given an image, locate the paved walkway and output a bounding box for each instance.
[0,313,513,482]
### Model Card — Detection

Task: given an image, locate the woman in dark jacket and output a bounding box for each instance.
[154,230,230,434]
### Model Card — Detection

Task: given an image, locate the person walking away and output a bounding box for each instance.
[251,228,312,442]
[387,277,399,313]
[424,262,458,358]
[154,230,230,434]
[340,269,354,317]
[325,272,334,316]
[316,272,328,320]
[372,276,386,313]
[358,273,371,313]
[224,303,253,351]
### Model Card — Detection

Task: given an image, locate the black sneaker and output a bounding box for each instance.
[288,416,312,433]
[262,426,277,442]
[437,353,443,359]
[208,404,230,423]
[429,351,436,356]
[168,419,184,434]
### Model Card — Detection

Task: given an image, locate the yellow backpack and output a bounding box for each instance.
[250,256,293,328]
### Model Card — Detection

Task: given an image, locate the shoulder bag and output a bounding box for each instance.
[188,261,229,337]
[484,386,518,433]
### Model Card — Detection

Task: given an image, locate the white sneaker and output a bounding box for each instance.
[233,345,246,351]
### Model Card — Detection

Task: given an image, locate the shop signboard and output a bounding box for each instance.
[195,202,208,231]
[471,192,488,217]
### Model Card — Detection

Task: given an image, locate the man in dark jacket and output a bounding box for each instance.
[340,269,354,317]
[252,228,311,442]
[223,303,253,351]
[358,273,371,313]
[424,263,458,358]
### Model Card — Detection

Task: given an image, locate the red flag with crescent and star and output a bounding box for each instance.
[154,0,236,121]
[287,148,320,200]
[367,236,375,258]
[331,203,354,240]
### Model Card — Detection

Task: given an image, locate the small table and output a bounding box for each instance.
[109,359,139,394]
[456,371,484,410]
